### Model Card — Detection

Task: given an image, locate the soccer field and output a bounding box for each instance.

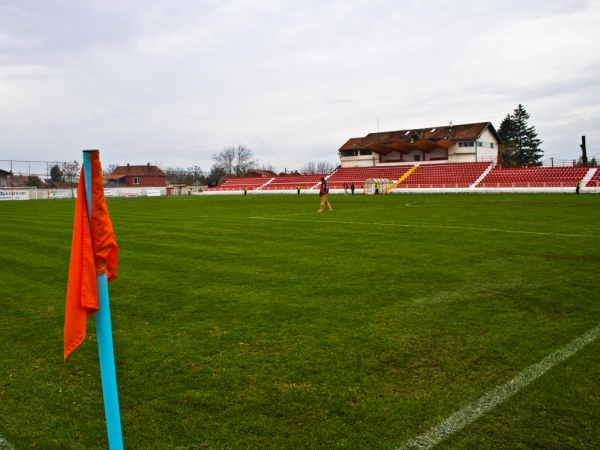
[1,194,600,449]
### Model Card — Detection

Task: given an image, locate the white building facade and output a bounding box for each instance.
[339,122,501,167]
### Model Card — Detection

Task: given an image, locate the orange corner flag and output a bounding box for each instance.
[64,153,118,361]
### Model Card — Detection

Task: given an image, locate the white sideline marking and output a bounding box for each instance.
[396,323,600,450]
[248,217,597,238]
[0,434,14,450]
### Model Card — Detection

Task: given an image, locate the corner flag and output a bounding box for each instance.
[64,150,123,449]
[64,152,118,360]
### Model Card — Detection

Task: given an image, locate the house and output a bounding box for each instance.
[104,163,167,187]
[0,169,9,187]
[7,174,29,187]
[339,122,501,167]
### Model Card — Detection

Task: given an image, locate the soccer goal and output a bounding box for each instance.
[0,186,38,201]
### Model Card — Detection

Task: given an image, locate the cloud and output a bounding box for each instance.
[0,0,599,171]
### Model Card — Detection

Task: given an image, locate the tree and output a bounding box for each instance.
[300,161,335,174]
[27,175,45,188]
[103,164,118,176]
[233,145,256,176]
[212,146,236,175]
[61,161,80,197]
[206,165,227,187]
[212,145,256,176]
[186,166,205,185]
[316,161,335,174]
[261,163,277,172]
[498,104,543,167]
[300,161,317,174]
[50,164,64,182]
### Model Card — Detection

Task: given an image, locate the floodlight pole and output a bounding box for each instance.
[82,150,124,450]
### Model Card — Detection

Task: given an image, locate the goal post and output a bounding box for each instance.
[0,186,37,201]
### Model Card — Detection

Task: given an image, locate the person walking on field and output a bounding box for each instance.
[244,186,247,196]
[351,184,355,195]
[375,183,379,194]
[297,185,301,195]
[576,179,582,194]
[317,177,332,213]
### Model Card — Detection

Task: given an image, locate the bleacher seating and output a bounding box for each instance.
[326,166,414,189]
[203,165,597,192]
[476,167,590,188]
[260,174,326,191]
[585,168,600,187]
[396,162,490,189]
[205,177,271,191]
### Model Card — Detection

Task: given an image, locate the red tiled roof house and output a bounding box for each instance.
[104,163,167,187]
[339,122,502,167]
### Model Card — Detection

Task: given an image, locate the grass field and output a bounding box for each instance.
[1,193,600,449]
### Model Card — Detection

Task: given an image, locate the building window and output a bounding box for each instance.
[491,143,494,149]
[414,154,421,161]
[133,177,140,184]
[359,149,372,156]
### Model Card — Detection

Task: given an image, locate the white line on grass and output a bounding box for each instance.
[396,323,600,450]
[0,434,14,450]
[248,217,597,238]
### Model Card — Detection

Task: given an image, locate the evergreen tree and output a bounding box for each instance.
[50,164,64,182]
[498,104,543,167]
[498,114,518,167]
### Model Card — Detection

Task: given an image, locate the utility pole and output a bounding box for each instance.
[580,136,587,166]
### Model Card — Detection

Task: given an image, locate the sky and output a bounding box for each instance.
[1,0,599,175]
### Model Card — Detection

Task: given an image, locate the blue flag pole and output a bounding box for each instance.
[82,150,124,450]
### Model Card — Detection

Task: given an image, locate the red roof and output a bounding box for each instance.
[104,164,166,180]
[339,138,364,151]
[340,122,501,151]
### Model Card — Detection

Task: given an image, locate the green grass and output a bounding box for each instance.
[1,193,600,449]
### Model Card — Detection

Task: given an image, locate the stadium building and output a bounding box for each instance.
[339,122,501,167]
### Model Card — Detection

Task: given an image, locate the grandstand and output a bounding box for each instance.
[206,176,272,192]
[203,163,599,194]
[326,166,415,189]
[476,166,593,188]
[260,174,326,191]
[585,167,600,188]
[396,162,491,189]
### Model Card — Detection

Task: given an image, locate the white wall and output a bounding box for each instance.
[426,148,446,160]
[340,154,380,167]
[382,151,401,162]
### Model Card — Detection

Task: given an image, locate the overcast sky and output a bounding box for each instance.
[1,0,599,175]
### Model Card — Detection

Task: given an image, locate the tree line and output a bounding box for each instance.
[161,145,335,186]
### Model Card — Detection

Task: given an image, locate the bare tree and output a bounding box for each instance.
[212,146,236,175]
[300,161,317,174]
[212,145,256,176]
[233,145,256,176]
[61,160,80,197]
[103,164,118,176]
[316,161,335,174]
[261,163,277,172]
